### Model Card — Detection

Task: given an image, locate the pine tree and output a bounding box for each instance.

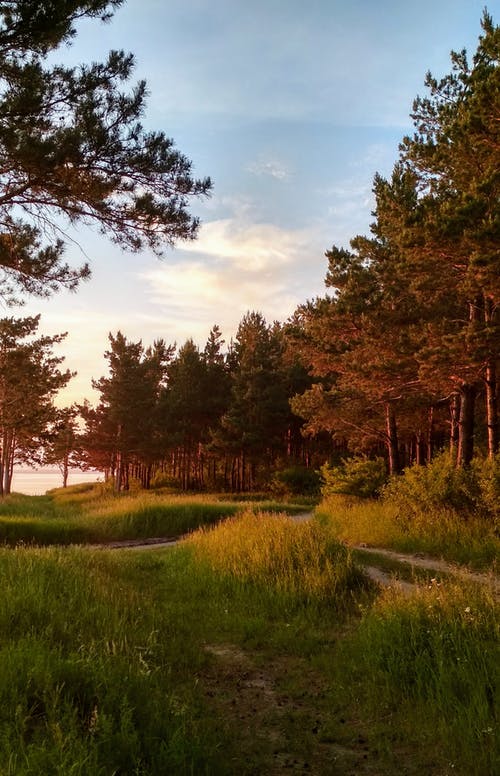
[396,12,500,463]
[0,315,72,494]
[213,312,290,490]
[89,331,172,490]
[0,1,211,303]
[43,405,79,488]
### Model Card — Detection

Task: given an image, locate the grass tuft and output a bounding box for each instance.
[187,511,368,609]
[336,579,499,775]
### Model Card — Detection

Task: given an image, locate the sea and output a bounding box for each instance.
[11,467,103,496]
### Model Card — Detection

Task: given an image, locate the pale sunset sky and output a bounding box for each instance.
[16,0,491,406]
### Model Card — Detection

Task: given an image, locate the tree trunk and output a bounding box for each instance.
[449,393,460,464]
[457,383,476,467]
[62,451,69,488]
[385,403,401,475]
[415,431,423,465]
[485,360,498,458]
[426,406,434,463]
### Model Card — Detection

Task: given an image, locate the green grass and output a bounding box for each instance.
[334,580,499,776]
[187,511,367,609]
[0,517,497,775]
[0,516,370,774]
[316,494,499,570]
[0,484,308,546]
[0,546,230,775]
[0,489,497,773]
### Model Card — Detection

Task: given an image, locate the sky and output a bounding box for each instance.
[16,0,491,406]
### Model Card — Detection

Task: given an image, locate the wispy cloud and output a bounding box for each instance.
[247,158,292,180]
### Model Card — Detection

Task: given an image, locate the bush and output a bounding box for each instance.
[471,453,500,523]
[272,465,321,497]
[321,456,387,499]
[384,452,499,521]
[150,471,181,490]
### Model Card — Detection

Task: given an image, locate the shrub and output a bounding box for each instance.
[150,471,181,490]
[321,456,387,499]
[272,465,321,497]
[384,451,499,521]
[471,453,500,523]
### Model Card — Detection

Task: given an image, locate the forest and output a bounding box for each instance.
[0,12,498,499]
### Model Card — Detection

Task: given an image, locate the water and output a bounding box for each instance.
[11,468,103,496]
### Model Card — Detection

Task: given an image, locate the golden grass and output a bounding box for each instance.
[187,511,365,603]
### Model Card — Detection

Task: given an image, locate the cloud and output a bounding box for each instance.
[178,218,303,271]
[247,158,292,180]
[139,216,328,343]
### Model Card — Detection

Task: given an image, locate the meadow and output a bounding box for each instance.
[0,483,308,546]
[0,484,497,774]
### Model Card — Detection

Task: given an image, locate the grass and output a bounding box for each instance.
[0,483,308,546]
[0,525,496,775]
[316,494,499,571]
[0,487,497,773]
[187,511,367,609]
[0,516,371,774]
[334,580,499,776]
[0,546,228,774]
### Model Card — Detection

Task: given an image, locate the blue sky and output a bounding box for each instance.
[19,0,491,404]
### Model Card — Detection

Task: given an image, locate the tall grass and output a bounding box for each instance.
[317,494,499,570]
[0,546,225,775]
[0,486,309,546]
[335,580,499,776]
[187,511,368,610]
[0,511,496,774]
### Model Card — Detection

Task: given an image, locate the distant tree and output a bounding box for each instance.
[43,405,79,488]
[78,399,116,478]
[0,315,72,494]
[159,339,209,489]
[90,332,172,490]
[0,1,211,303]
[213,312,290,490]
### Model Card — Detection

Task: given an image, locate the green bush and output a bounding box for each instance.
[384,452,499,521]
[471,453,500,522]
[150,471,181,490]
[272,465,321,497]
[321,456,387,499]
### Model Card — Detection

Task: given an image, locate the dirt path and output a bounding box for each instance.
[202,643,376,775]
[289,511,499,595]
[94,511,499,596]
[353,544,499,592]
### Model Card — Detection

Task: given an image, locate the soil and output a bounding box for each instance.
[201,643,378,775]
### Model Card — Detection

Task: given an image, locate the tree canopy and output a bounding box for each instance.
[0,0,212,303]
[291,12,499,471]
